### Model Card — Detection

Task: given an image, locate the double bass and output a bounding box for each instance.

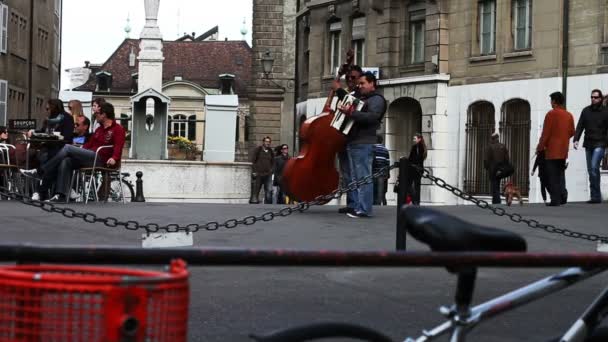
[282,51,355,202]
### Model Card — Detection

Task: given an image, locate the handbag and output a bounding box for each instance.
[494,161,514,179]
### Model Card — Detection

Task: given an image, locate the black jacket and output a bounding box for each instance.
[347,91,386,145]
[408,143,426,166]
[574,104,608,148]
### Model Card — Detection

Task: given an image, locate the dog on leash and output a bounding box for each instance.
[503,182,523,206]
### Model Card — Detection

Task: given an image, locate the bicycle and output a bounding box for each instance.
[81,171,135,203]
[250,206,608,342]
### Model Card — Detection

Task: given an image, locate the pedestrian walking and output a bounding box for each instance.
[273,144,289,204]
[536,91,575,207]
[483,133,511,205]
[573,89,608,204]
[338,72,386,218]
[249,136,275,204]
[407,133,427,206]
[372,135,390,206]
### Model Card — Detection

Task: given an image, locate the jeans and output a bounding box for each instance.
[41,145,100,197]
[373,176,388,205]
[252,174,272,204]
[586,147,605,201]
[347,143,374,216]
[338,150,355,209]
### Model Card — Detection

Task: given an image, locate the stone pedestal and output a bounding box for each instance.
[131,88,171,160]
[204,95,238,162]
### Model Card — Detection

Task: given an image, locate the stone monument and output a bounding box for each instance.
[130,0,170,160]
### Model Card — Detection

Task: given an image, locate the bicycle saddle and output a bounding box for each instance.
[401,206,526,252]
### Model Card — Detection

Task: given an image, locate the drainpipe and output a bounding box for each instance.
[27,0,34,118]
[562,0,569,105]
[293,13,299,153]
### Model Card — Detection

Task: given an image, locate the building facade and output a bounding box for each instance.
[0,0,62,127]
[293,0,608,205]
[73,34,252,161]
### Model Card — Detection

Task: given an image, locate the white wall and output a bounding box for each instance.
[448,75,607,204]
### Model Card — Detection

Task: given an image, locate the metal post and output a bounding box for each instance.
[133,171,146,202]
[396,156,410,251]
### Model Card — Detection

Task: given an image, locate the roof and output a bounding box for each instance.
[75,39,252,95]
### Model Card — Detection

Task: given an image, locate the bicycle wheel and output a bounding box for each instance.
[249,322,394,342]
[109,179,134,203]
[546,326,608,342]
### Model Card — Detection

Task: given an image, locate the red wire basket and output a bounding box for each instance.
[0,259,189,342]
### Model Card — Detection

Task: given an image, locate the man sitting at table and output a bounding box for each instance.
[21,102,125,202]
[72,115,91,146]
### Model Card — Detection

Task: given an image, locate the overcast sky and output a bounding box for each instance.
[60,0,253,90]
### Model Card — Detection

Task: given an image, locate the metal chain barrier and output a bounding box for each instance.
[408,162,608,243]
[0,164,397,235]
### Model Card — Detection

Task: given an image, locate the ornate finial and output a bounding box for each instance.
[240,17,248,40]
[124,13,132,38]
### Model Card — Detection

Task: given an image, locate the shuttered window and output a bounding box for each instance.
[0,3,8,54]
[329,21,342,74]
[0,80,8,126]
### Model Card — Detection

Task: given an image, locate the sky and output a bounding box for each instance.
[60,0,253,90]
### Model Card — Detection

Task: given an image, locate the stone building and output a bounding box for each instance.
[0,0,62,126]
[290,0,608,204]
[73,30,252,160]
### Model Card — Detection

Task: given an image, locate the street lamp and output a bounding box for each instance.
[261,49,274,79]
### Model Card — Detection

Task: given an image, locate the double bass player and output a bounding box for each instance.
[338,72,387,218]
[332,64,363,215]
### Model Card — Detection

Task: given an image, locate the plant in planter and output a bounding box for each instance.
[168,136,198,160]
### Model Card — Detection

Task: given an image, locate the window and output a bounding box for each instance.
[0,80,7,125]
[329,21,342,74]
[512,0,531,50]
[8,10,27,58]
[410,10,425,64]
[302,16,310,81]
[170,114,187,138]
[0,3,7,54]
[7,87,25,118]
[351,16,366,65]
[479,0,496,55]
[36,26,50,68]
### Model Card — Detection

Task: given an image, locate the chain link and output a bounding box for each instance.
[0,164,396,235]
[407,162,608,243]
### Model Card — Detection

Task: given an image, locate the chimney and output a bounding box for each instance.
[84,61,90,68]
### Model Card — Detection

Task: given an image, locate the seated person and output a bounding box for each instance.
[20,102,125,202]
[72,115,91,146]
[0,126,16,163]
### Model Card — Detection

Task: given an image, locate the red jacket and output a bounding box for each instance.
[83,120,126,164]
[536,106,575,160]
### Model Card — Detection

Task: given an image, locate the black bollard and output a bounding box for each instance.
[395,156,410,251]
[133,171,146,202]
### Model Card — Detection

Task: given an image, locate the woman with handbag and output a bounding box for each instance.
[407,133,427,205]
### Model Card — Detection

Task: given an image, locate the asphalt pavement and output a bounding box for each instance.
[2,199,608,341]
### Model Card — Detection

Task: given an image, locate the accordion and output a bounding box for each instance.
[330,93,364,135]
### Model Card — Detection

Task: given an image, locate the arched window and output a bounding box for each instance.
[500,99,531,195]
[464,101,495,195]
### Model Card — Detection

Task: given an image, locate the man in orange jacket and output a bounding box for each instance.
[536,91,575,206]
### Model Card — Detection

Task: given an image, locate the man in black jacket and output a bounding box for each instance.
[574,89,608,204]
[339,72,386,218]
[484,133,510,204]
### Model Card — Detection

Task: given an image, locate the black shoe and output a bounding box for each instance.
[249,200,260,204]
[338,207,355,214]
[546,202,561,207]
[587,199,602,204]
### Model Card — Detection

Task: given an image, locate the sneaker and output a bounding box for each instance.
[338,207,356,214]
[587,199,601,204]
[20,168,39,178]
[31,192,40,201]
[46,194,66,203]
[69,189,81,200]
[347,212,370,218]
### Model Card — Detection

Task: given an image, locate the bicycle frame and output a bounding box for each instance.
[407,267,607,342]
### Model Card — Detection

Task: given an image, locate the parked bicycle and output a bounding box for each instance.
[251,206,608,342]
